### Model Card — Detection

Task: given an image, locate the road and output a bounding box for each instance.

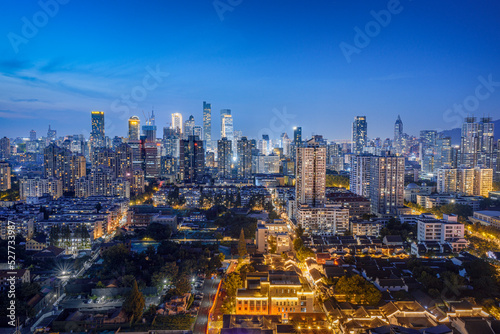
[192,276,221,334]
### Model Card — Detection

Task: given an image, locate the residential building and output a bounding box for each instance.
[370,156,405,215]
[0,161,11,191]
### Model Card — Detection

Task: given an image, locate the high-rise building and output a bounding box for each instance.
[128,116,140,141]
[352,116,367,155]
[281,132,292,157]
[394,115,403,154]
[237,137,252,179]
[163,127,180,158]
[142,110,157,142]
[29,129,37,141]
[252,154,280,174]
[203,101,212,149]
[47,125,57,142]
[0,161,11,191]
[43,144,86,193]
[193,125,203,139]
[179,135,205,184]
[369,156,405,215]
[183,115,195,138]
[0,137,10,160]
[221,114,234,141]
[172,113,183,134]
[293,127,302,146]
[437,167,493,197]
[90,111,105,148]
[217,137,232,179]
[220,109,231,135]
[350,155,372,198]
[296,138,326,207]
[460,116,495,168]
[20,177,62,200]
[420,130,437,174]
[435,136,452,170]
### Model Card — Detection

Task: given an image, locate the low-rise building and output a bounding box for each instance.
[235,271,314,320]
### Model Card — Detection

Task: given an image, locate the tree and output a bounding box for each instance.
[121,275,136,287]
[96,281,105,288]
[268,235,277,254]
[175,275,192,295]
[334,275,381,306]
[225,272,242,297]
[238,228,247,258]
[295,226,304,238]
[95,202,103,213]
[123,280,145,322]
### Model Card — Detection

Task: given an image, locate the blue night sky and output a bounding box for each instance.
[1,0,499,141]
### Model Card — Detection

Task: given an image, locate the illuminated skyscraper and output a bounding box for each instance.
[0,137,10,160]
[179,135,205,184]
[203,101,212,149]
[369,156,405,215]
[237,137,252,179]
[293,127,302,146]
[29,129,37,141]
[142,110,157,142]
[0,161,11,191]
[184,115,195,138]
[47,125,57,142]
[172,113,183,134]
[352,116,367,155]
[128,116,140,141]
[460,117,495,168]
[296,138,326,207]
[218,137,232,179]
[90,111,105,148]
[221,114,234,142]
[394,115,403,154]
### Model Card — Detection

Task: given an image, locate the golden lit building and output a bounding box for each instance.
[236,271,314,320]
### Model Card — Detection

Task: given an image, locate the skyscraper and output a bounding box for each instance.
[394,115,403,154]
[369,156,405,215]
[142,110,157,142]
[47,125,56,142]
[352,116,367,155]
[128,116,140,141]
[0,161,11,191]
[460,117,495,168]
[237,137,252,179]
[172,113,183,134]
[420,130,437,174]
[221,114,234,140]
[29,129,37,141]
[220,109,231,135]
[0,137,10,160]
[179,135,205,184]
[295,137,349,235]
[203,101,212,149]
[90,111,105,148]
[293,127,302,146]
[350,155,372,198]
[217,137,232,179]
[183,115,195,138]
[295,138,326,207]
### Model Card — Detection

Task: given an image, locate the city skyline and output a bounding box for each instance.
[1,1,500,139]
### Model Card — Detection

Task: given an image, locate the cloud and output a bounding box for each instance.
[0,109,35,119]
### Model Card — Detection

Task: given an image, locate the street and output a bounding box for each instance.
[192,276,221,334]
